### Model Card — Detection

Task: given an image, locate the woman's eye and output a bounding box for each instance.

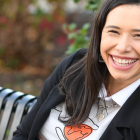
[134,34,140,37]
[108,30,119,34]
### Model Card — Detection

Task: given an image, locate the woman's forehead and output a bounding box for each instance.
[104,4,140,28]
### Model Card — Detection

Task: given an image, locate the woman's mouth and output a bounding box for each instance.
[112,56,137,66]
[110,55,138,70]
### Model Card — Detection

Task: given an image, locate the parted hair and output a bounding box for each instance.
[59,0,140,125]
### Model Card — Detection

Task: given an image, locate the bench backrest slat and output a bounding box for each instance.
[0,89,13,112]
[8,94,36,140]
[0,92,24,140]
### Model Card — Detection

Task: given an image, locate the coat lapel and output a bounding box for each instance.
[100,85,140,140]
[29,85,65,140]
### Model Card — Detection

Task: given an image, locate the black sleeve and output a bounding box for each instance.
[12,49,87,140]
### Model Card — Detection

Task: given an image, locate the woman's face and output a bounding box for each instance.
[100,4,140,83]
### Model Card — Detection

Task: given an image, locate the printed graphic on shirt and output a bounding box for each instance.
[55,108,99,140]
[56,124,93,140]
[64,124,93,140]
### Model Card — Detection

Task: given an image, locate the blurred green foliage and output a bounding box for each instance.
[74,0,102,12]
[63,23,90,54]
[65,0,102,54]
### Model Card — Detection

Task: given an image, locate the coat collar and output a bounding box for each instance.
[100,85,140,140]
[110,85,140,128]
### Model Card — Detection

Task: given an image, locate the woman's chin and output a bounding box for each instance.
[110,73,130,82]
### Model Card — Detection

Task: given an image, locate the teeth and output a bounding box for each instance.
[119,59,121,63]
[122,60,125,63]
[112,56,137,66]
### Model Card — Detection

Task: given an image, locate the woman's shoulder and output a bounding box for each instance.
[68,48,87,66]
[75,48,87,59]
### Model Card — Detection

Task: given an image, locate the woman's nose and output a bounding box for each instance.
[115,36,132,53]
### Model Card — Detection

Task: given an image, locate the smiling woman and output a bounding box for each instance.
[12,0,140,140]
[100,4,140,95]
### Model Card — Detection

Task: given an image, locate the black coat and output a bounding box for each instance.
[12,49,140,140]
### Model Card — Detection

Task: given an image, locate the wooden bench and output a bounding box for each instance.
[0,86,37,140]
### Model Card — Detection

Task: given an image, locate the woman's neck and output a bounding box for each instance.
[104,74,138,97]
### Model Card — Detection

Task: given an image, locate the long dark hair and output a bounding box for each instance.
[58,0,140,125]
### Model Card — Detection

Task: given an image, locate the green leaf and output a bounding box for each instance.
[80,23,90,35]
[81,29,87,35]
[90,4,98,9]
[83,23,90,30]
[66,45,77,54]
[68,23,77,31]
[68,32,77,39]
[85,0,102,12]
[73,0,80,3]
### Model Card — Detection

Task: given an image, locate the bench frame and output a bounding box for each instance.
[0,87,37,140]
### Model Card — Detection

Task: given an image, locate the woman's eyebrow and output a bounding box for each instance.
[132,29,140,32]
[105,25,120,29]
[105,25,140,32]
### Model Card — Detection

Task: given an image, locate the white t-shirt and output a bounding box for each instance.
[38,78,140,140]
